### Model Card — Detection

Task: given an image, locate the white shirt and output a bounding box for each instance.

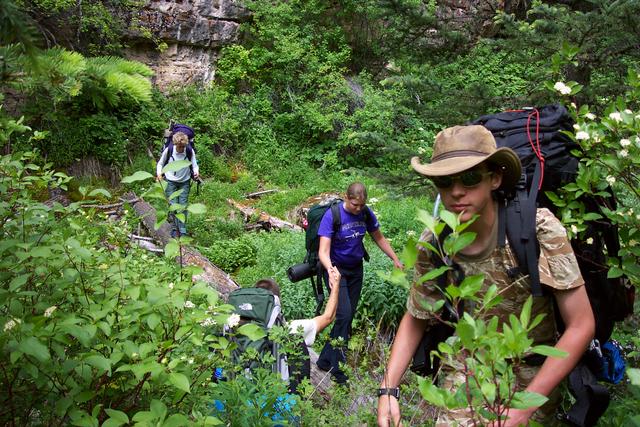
[157,146,199,182]
[288,319,317,346]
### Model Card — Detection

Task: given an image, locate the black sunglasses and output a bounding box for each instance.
[431,170,492,189]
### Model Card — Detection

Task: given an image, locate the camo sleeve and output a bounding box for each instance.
[536,208,584,290]
[406,228,440,321]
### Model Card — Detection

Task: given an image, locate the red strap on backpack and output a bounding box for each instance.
[526,109,545,190]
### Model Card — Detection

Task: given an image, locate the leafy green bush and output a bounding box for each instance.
[0,152,229,426]
[200,236,258,273]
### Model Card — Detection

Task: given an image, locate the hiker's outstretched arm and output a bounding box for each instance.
[318,236,332,271]
[377,312,426,426]
[370,229,403,269]
[313,266,341,332]
[191,151,199,179]
[156,148,168,180]
[501,285,594,426]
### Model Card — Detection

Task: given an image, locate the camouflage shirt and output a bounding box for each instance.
[407,207,584,347]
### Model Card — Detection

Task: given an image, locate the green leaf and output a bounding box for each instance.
[456,321,475,348]
[400,237,419,268]
[18,337,50,362]
[530,345,568,358]
[162,160,191,174]
[9,274,29,291]
[457,274,484,298]
[163,414,190,427]
[416,209,438,233]
[510,391,548,409]
[88,188,112,198]
[439,210,458,233]
[418,376,447,407]
[84,354,111,375]
[122,171,154,184]
[520,296,532,329]
[203,416,224,425]
[168,372,191,393]
[164,240,180,258]
[237,323,267,341]
[607,266,624,279]
[187,203,207,214]
[444,232,476,256]
[627,368,640,385]
[481,382,496,403]
[104,409,129,427]
[417,265,450,284]
[150,399,168,419]
[146,313,161,330]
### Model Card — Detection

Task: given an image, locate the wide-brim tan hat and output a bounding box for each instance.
[411,125,522,191]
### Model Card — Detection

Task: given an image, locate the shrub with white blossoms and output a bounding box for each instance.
[552,67,640,286]
[554,81,572,95]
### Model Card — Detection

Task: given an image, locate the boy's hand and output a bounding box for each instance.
[156,175,162,182]
[328,266,341,290]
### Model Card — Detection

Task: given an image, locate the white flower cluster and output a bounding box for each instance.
[225,313,241,329]
[575,131,590,140]
[44,306,57,318]
[200,318,217,327]
[184,300,195,309]
[609,112,623,122]
[606,176,616,185]
[554,82,571,95]
[3,318,21,332]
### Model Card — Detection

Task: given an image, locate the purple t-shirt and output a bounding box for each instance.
[317,202,379,267]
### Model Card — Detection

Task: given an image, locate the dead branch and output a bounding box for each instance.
[244,189,279,199]
[227,199,303,232]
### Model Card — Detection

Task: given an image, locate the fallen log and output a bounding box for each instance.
[244,189,279,199]
[227,199,303,232]
[125,192,239,300]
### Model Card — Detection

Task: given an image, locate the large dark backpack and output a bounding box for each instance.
[470,104,635,426]
[161,122,196,168]
[227,288,310,393]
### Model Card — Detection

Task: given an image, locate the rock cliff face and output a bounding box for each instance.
[125,0,249,89]
[126,0,501,89]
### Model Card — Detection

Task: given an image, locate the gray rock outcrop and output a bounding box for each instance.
[125,0,249,89]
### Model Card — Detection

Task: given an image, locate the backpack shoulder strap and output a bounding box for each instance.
[163,144,174,167]
[504,192,544,297]
[330,201,341,233]
[185,145,193,161]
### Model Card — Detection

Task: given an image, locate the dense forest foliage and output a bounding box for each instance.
[2,0,640,425]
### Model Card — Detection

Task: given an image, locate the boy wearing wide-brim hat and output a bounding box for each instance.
[377,125,594,426]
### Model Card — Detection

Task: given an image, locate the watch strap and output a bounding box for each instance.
[377,387,400,399]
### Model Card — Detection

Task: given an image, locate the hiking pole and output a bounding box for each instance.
[194,176,203,196]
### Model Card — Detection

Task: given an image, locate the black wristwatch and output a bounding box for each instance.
[377,387,400,399]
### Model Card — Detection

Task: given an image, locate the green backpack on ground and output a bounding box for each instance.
[226,287,310,393]
[227,288,285,376]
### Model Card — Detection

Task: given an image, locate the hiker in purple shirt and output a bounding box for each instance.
[316,182,402,384]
